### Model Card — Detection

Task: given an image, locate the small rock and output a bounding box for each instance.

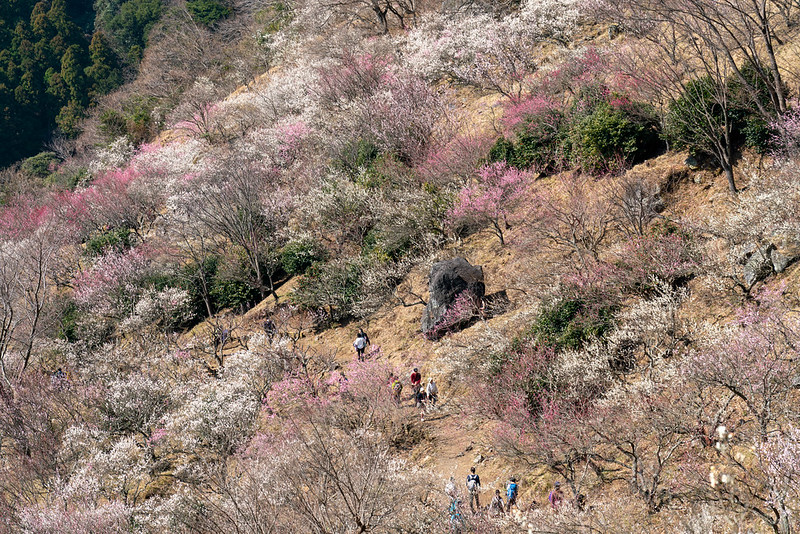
[685,155,700,169]
[743,244,775,287]
[465,444,474,452]
[474,453,484,463]
[770,248,792,273]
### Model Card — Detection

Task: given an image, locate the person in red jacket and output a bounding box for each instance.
[410,367,422,395]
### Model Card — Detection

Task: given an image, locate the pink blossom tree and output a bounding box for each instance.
[73,247,154,320]
[448,162,529,245]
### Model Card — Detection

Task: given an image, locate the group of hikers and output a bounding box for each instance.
[352,328,440,413]
[388,367,439,415]
[448,467,570,531]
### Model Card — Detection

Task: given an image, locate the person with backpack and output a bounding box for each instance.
[489,489,505,517]
[548,481,564,510]
[391,376,403,405]
[506,477,518,512]
[466,466,481,513]
[353,328,370,361]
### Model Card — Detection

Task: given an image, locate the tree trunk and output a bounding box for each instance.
[722,160,737,194]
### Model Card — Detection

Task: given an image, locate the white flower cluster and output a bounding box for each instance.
[122,287,194,333]
[89,137,136,176]
[402,0,581,95]
[165,377,261,455]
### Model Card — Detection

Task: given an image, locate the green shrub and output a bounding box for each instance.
[334,138,381,178]
[179,256,220,318]
[99,95,159,145]
[210,277,259,310]
[491,90,659,175]
[57,302,80,343]
[85,227,133,257]
[664,69,773,159]
[281,238,328,276]
[569,103,660,174]
[489,105,567,172]
[46,165,87,189]
[362,228,413,262]
[186,0,231,26]
[742,114,773,154]
[21,152,60,178]
[523,298,616,352]
[291,260,362,321]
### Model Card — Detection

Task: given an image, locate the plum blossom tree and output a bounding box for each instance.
[594,0,793,116]
[448,162,529,245]
[0,199,72,385]
[190,156,293,301]
[73,247,154,320]
[403,1,581,100]
[522,174,616,267]
[686,288,800,443]
[306,0,417,34]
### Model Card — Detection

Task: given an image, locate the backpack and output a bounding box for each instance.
[507,483,518,498]
[467,478,477,492]
[354,336,366,349]
[392,380,403,394]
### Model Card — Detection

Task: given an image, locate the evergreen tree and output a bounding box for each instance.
[85,31,121,97]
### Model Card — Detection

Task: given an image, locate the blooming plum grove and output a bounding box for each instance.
[6,0,800,531]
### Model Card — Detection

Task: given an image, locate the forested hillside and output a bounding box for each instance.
[3,1,800,533]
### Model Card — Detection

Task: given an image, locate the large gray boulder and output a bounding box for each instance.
[421,257,485,337]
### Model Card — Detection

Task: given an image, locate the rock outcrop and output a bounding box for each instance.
[421,257,485,338]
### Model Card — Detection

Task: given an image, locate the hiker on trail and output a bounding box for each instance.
[489,489,505,517]
[263,318,276,342]
[52,368,67,390]
[353,328,370,361]
[426,377,438,407]
[548,481,564,510]
[449,498,464,533]
[390,375,403,405]
[445,476,458,499]
[466,466,481,513]
[506,477,518,512]
[410,367,422,395]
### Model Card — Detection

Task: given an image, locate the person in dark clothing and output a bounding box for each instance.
[353,328,370,361]
[263,318,276,342]
[466,466,481,513]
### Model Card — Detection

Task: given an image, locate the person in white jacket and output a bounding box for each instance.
[426,377,438,406]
